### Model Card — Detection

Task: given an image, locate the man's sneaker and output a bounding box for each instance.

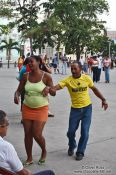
[68,148,74,156]
[76,152,84,161]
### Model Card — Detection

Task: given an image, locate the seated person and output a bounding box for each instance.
[0,110,55,175]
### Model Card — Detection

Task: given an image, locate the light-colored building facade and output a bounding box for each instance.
[0,0,20,63]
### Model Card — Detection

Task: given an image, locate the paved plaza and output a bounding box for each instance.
[0,66,116,175]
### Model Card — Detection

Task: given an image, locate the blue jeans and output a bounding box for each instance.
[67,104,92,154]
[83,63,88,73]
[104,67,110,82]
[33,170,55,175]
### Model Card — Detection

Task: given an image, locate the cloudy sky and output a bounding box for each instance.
[100,0,116,30]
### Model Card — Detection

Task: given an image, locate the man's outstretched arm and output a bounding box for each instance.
[53,84,62,91]
[91,86,108,110]
[49,84,62,93]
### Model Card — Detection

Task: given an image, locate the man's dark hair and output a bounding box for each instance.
[72,61,82,69]
[0,110,6,125]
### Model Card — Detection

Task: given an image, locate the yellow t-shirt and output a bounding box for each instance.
[59,74,94,108]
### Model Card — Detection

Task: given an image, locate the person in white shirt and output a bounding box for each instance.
[79,56,85,73]
[0,110,55,175]
[91,56,99,82]
[97,55,103,81]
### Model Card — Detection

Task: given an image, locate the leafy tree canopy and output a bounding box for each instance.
[0,0,14,18]
[42,0,109,59]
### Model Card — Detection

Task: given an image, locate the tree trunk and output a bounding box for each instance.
[7,56,10,69]
[76,45,81,61]
[7,50,10,68]
[85,51,87,58]
[6,49,9,60]
[39,47,41,54]
[29,37,33,55]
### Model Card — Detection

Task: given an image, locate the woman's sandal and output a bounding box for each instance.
[38,159,45,165]
[23,161,33,166]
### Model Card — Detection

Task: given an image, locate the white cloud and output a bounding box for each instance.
[100,0,116,30]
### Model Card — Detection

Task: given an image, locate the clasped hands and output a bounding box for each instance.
[42,86,56,96]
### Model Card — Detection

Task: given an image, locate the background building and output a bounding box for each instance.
[0,0,20,63]
[107,31,116,43]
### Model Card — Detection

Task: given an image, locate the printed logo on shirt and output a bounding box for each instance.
[72,87,87,92]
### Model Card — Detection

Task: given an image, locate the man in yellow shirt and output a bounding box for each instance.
[43,61,108,161]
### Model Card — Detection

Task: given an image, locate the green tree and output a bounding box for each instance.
[25,18,63,54]
[111,42,116,57]
[0,25,11,35]
[0,39,20,68]
[87,35,110,55]
[43,0,109,60]
[0,25,12,60]
[15,0,40,55]
[0,0,14,18]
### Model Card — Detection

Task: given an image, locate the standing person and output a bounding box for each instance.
[61,54,68,75]
[87,57,93,74]
[18,55,25,71]
[18,58,31,81]
[97,55,103,82]
[14,55,55,165]
[39,55,54,117]
[17,58,31,114]
[103,56,111,83]
[43,62,108,161]
[83,56,88,74]
[39,55,52,74]
[0,110,55,175]
[79,56,84,73]
[91,56,99,82]
[52,53,59,74]
[40,55,54,117]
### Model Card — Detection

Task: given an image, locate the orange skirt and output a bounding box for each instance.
[22,104,48,121]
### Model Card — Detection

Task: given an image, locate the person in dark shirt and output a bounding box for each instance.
[39,55,54,117]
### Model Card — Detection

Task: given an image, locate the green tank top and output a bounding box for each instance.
[23,73,49,108]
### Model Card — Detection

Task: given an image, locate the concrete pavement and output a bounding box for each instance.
[0,66,116,175]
